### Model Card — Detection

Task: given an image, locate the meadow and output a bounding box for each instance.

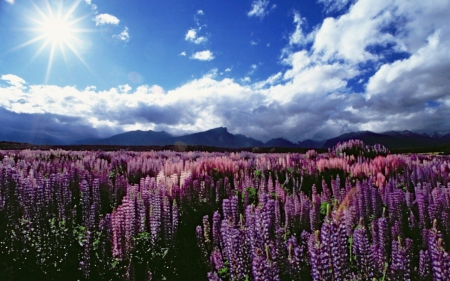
[0,140,449,280]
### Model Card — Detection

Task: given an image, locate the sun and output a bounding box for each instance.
[40,14,73,45]
[16,0,92,83]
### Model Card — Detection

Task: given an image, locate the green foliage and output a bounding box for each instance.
[246,187,258,205]
[254,169,262,179]
[320,202,330,215]
[218,260,230,279]
[73,225,87,247]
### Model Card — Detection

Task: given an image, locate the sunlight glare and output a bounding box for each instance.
[15,0,92,83]
[41,15,72,44]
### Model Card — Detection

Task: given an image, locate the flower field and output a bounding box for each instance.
[0,140,449,280]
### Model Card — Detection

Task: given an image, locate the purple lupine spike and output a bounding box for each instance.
[245,205,257,257]
[92,178,100,219]
[331,177,341,203]
[150,193,162,245]
[196,225,208,263]
[403,238,413,281]
[363,180,373,221]
[259,206,271,247]
[321,179,332,204]
[391,220,401,241]
[371,184,382,218]
[123,198,136,254]
[265,198,275,236]
[310,193,320,232]
[136,195,146,233]
[212,211,221,247]
[415,186,430,229]
[299,192,311,230]
[353,219,374,279]
[252,248,268,281]
[408,210,417,229]
[207,271,222,281]
[80,179,90,228]
[428,220,446,281]
[443,251,450,281]
[210,246,225,272]
[308,230,322,281]
[231,195,239,226]
[229,228,246,280]
[266,242,281,281]
[331,219,348,281]
[88,203,97,231]
[80,230,91,279]
[220,219,233,266]
[356,181,365,223]
[222,198,231,221]
[203,215,211,247]
[300,230,310,263]
[274,198,281,229]
[320,211,333,281]
[419,249,432,280]
[390,237,402,280]
[162,195,171,242]
[284,196,293,230]
[286,236,301,277]
[172,199,179,241]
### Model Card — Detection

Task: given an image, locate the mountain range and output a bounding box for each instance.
[1,127,450,150]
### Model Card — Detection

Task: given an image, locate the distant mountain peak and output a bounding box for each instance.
[208,127,228,133]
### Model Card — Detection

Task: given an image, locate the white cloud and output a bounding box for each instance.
[179,51,186,56]
[94,14,120,26]
[1,74,26,88]
[311,0,403,63]
[248,0,272,19]
[84,0,91,4]
[289,11,313,46]
[197,10,204,15]
[190,50,215,61]
[185,29,196,41]
[185,28,207,44]
[318,0,354,13]
[253,72,282,89]
[251,40,258,46]
[113,27,130,42]
[204,69,219,79]
[241,77,251,83]
[248,64,258,75]
[5,0,14,4]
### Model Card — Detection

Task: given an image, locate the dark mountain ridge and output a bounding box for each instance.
[2,126,450,150]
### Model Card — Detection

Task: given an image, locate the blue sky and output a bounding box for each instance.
[0,0,449,143]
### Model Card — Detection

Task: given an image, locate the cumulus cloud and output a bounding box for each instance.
[113,27,130,42]
[1,74,26,88]
[190,50,215,61]
[94,14,120,26]
[289,11,314,46]
[318,0,355,13]
[247,0,274,19]
[185,29,207,44]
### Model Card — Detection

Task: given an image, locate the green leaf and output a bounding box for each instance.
[320,202,330,215]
